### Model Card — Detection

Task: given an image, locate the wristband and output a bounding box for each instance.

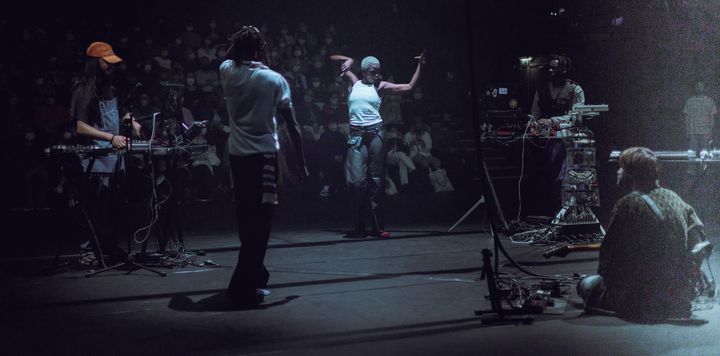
[109,135,115,144]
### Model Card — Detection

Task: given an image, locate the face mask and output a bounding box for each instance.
[294,50,302,57]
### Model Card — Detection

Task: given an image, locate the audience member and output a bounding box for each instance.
[317,119,347,197]
[4,16,465,208]
[387,135,416,186]
[404,117,441,170]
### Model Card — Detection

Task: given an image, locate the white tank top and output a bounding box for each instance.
[348,81,382,127]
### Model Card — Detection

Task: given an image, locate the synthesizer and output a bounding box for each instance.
[609,150,720,162]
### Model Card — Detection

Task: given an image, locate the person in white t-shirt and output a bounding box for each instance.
[329,51,425,239]
[220,26,307,307]
[684,81,717,153]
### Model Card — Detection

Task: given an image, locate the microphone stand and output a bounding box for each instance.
[465,0,534,324]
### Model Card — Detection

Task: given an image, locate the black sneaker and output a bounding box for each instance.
[228,289,264,307]
[343,231,367,239]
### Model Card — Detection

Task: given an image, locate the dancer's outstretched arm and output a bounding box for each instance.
[379,50,426,93]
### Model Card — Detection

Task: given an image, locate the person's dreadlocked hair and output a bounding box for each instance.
[227,26,270,64]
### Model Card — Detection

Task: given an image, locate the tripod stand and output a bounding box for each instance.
[448,196,485,232]
[447,160,510,233]
[86,131,166,277]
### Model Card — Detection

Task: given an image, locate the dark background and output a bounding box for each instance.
[2,0,718,227]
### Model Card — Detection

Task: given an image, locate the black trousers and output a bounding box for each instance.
[85,173,124,253]
[228,154,276,299]
[345,124,386,232]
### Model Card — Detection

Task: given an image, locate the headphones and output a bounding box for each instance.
[548,54,571,74]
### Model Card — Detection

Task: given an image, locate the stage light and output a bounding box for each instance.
[519,57,533,66]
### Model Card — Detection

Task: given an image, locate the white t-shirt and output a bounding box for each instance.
[684,95,717,135]
[219,59,292,156]
[348,80,382,127]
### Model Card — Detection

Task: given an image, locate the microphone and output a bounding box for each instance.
[160,81,185,87]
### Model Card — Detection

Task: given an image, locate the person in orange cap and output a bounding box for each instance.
[72,41,140,148]
[69,41,142,265]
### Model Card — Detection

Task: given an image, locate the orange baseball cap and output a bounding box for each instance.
[86,42,122,64]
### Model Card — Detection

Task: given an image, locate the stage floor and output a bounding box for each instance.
[1,197,719,355]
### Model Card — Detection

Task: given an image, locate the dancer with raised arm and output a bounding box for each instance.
[330,51,426,239]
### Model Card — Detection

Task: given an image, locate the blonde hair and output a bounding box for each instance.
[360,56,380,71]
